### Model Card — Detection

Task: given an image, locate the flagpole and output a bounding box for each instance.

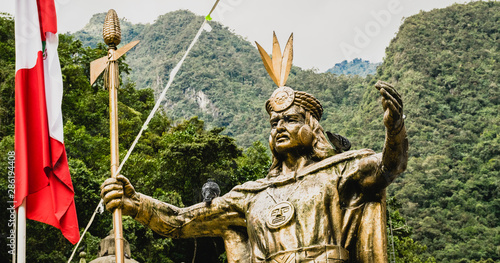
[13,210,16,263]
[17,200,26,263]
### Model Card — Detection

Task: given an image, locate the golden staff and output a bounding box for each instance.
[90,9,139,263]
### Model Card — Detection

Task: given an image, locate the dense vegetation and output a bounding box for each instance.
[326,58,381,77]
[338,2,499,262]
[75,10,283,148]
[0,1,499,262]
[375,2,500,261]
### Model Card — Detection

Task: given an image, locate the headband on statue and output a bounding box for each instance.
[256,32,323,120]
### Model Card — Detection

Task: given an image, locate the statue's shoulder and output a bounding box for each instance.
[324,148,376,165]
[232,178,272,193]
[232,149,376,192]
[297,149,377,177]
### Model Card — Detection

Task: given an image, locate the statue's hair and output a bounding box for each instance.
[267,110,334,178]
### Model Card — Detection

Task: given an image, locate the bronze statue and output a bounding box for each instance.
[101,33,408,263]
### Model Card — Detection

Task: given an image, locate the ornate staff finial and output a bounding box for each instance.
[90,10,139,86]
[103,9,121,49]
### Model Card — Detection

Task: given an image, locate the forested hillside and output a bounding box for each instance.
[75,10,277,147]
[349,2,500,262]
[71,12,144,49]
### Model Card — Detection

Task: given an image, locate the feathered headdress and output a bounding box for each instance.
[256,32,323,121]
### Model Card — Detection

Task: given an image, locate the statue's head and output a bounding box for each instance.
[266,86,333,176]
[255,33,334,177]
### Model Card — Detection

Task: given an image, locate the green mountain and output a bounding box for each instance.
[326,58,381,77]
[75,10,279,148]
[355,2,500,262]
[73,10,372,149]
[72,12,145,49]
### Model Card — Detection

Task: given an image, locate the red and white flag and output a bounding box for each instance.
[15,0,80,244]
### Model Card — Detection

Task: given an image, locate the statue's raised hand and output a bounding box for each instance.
[375,81,404,134]
[100,175,140,217]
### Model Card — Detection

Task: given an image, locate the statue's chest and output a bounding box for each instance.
[246,171,335,230]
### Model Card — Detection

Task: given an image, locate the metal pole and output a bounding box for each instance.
[16,200,26,263]
[12,208,16,263]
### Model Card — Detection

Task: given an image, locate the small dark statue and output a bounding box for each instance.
[202,179,220,205]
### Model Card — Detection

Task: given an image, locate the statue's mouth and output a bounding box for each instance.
[276,134,289,142]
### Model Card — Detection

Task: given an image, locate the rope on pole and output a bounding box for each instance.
[67,200,103,263]
[114,18,209,178]
[388,206,397,263]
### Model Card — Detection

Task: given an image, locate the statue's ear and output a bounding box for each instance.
[298,125,314,147]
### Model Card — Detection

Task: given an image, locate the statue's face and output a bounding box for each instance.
[269,105,309,154]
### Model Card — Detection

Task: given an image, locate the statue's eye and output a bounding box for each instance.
[285,115,299,123]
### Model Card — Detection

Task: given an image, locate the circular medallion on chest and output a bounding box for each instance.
[266,201,295,229]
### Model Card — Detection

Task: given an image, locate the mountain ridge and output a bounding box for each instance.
[326,58,381,76]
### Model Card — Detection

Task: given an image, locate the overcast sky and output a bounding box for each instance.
[4,0,471,71]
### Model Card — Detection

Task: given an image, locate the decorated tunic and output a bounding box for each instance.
[134,149,389,263]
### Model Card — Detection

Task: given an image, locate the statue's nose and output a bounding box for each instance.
[276,120,285,131]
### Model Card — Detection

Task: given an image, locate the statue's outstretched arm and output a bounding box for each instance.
[376,81,408,186]
[101,175,247,238]
[134,193,247,238]
[358,81,408,189]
